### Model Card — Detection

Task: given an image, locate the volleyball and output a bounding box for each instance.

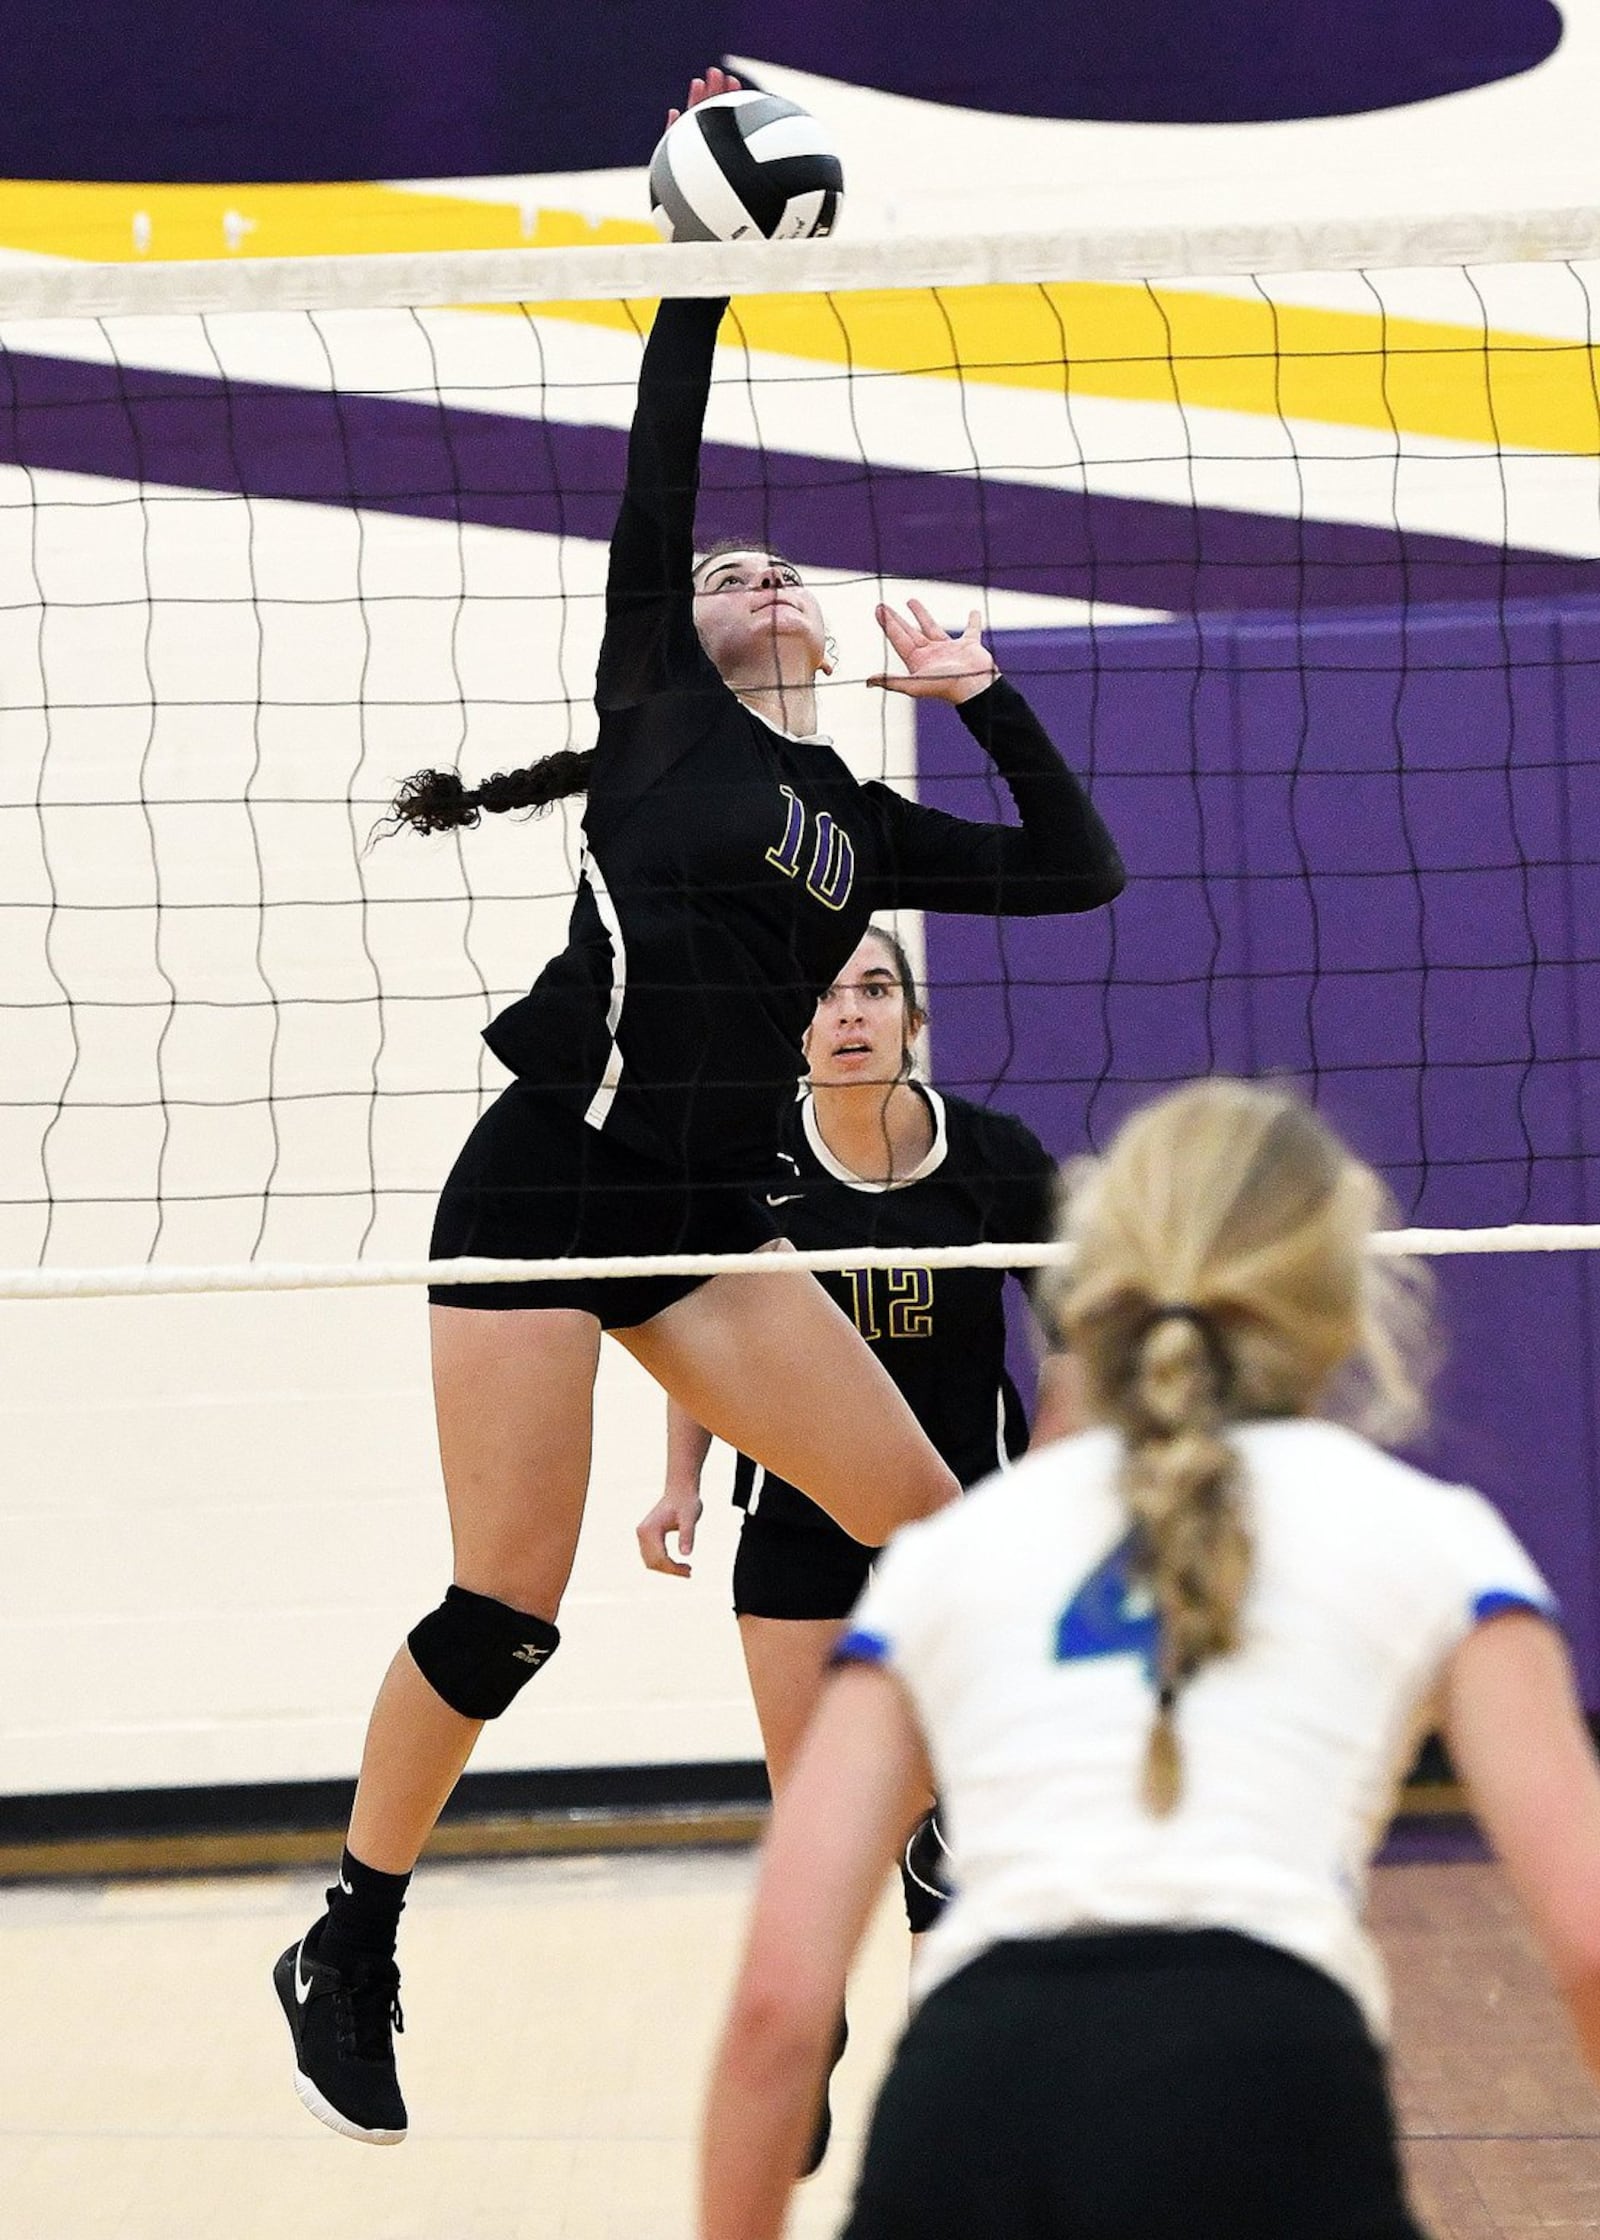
[649,91,843,244]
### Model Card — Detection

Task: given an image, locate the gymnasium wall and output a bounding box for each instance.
[921,605,1600,1698]
[5,10,1600,1803]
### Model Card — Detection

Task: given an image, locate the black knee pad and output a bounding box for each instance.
[901,1806,954,1935]
[407,1586,560,1719]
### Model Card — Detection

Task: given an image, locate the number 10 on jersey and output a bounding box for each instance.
[766,785,856,910]
[842,1266,934,1341]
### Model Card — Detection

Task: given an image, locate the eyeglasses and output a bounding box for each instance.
[697,561,805,593]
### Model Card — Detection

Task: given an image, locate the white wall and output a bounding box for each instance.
[0,1288,766,1790]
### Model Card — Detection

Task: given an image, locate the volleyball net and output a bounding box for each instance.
[4,215,1600,1299]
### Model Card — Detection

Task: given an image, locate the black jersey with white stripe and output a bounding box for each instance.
[732,1087,1058,1526]
[483,296,1123,1184]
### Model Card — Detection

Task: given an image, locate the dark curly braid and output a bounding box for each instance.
[382,748,597,836]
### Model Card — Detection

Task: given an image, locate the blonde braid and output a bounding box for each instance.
[1050,1079,1432,1820]
[1119,1309,1251,1814]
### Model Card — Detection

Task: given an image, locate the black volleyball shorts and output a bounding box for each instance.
[842,1928,1424,2240]
[733,1499,877,1621]
[428,1081,777,1327]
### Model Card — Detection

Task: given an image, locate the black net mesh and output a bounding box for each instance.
[2,268,1599,1271]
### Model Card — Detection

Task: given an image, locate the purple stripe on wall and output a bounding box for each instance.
[4,350,1599,614]
[739,0,1562,125]
[0,0,1563,182]
[918,604,1600,1697]
[0,1,695,181]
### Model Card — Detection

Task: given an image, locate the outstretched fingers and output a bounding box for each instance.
[868,597,995,699]
[672,65,743,124]
[875,601,919,661]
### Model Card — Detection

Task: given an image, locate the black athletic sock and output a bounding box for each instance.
[319,1846,411,1969]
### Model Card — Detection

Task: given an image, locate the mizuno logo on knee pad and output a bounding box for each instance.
[406,1586,562,1719]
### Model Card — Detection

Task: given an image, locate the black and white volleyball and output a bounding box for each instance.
[649,92,842,244]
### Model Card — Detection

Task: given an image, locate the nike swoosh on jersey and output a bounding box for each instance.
[766,1192,803,1205]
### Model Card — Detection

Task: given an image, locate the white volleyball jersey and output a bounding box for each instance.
[838,1417,1554,2037]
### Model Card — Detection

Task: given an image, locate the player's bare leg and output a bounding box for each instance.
[275,1305,600,2144]
[618,1256,959,1545]
[347,1304,602,1870]
[739,1615,846,1793]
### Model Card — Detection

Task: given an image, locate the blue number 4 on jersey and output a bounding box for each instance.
[1055,1532,1160,1680]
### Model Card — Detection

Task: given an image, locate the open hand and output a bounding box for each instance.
[868,601,998,705]
[636,1486,704,1578]
[667,65,743,128]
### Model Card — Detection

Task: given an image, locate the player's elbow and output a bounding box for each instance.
[1082,853,1126,909]
[1087,835,1128,901]
[1513,1844,1600,2028]
[1552,1940,1600,2082]
[1556,1935,1600,2001]
[1544,1888,1600,2001]
[723,1965,838,2076]
[1021,854,1126,914]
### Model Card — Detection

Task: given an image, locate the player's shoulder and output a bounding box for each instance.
[937,1092,1054,1173]
[1236,1418,1516,1551]
[1238,1416,1452,1497]
[773,1089,831,1182]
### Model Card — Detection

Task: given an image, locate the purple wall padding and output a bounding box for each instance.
[918,602,1600,1698]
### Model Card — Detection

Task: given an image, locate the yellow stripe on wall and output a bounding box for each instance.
[0,177,655,261]
[539,283,1600,459]
[4,178,1598,455]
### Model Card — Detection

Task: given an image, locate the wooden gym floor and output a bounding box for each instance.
[1,1842,1596,2239]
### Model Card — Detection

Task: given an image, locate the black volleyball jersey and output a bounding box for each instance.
[732,1087,1058,1526]
[483,296,1124,1184]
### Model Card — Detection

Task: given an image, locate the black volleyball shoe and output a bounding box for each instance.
[801,2008,849,2179]
[273,1918,407,2144]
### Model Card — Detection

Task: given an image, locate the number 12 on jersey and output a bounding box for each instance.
[841,1266,934,1341]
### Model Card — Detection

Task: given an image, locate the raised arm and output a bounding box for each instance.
[594,74,740,711]
[593,295,726,710]
[863,603,1124,916]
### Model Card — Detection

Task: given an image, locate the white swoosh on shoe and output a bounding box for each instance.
[295,1944,316,2005]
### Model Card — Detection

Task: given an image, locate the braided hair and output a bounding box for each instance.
[386,539,809,838]
[1047,1079,1431,1815]
[382,749,596,836]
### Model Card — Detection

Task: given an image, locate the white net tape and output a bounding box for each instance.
[7,205,1600,321]
[4,1225,1599,1302]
